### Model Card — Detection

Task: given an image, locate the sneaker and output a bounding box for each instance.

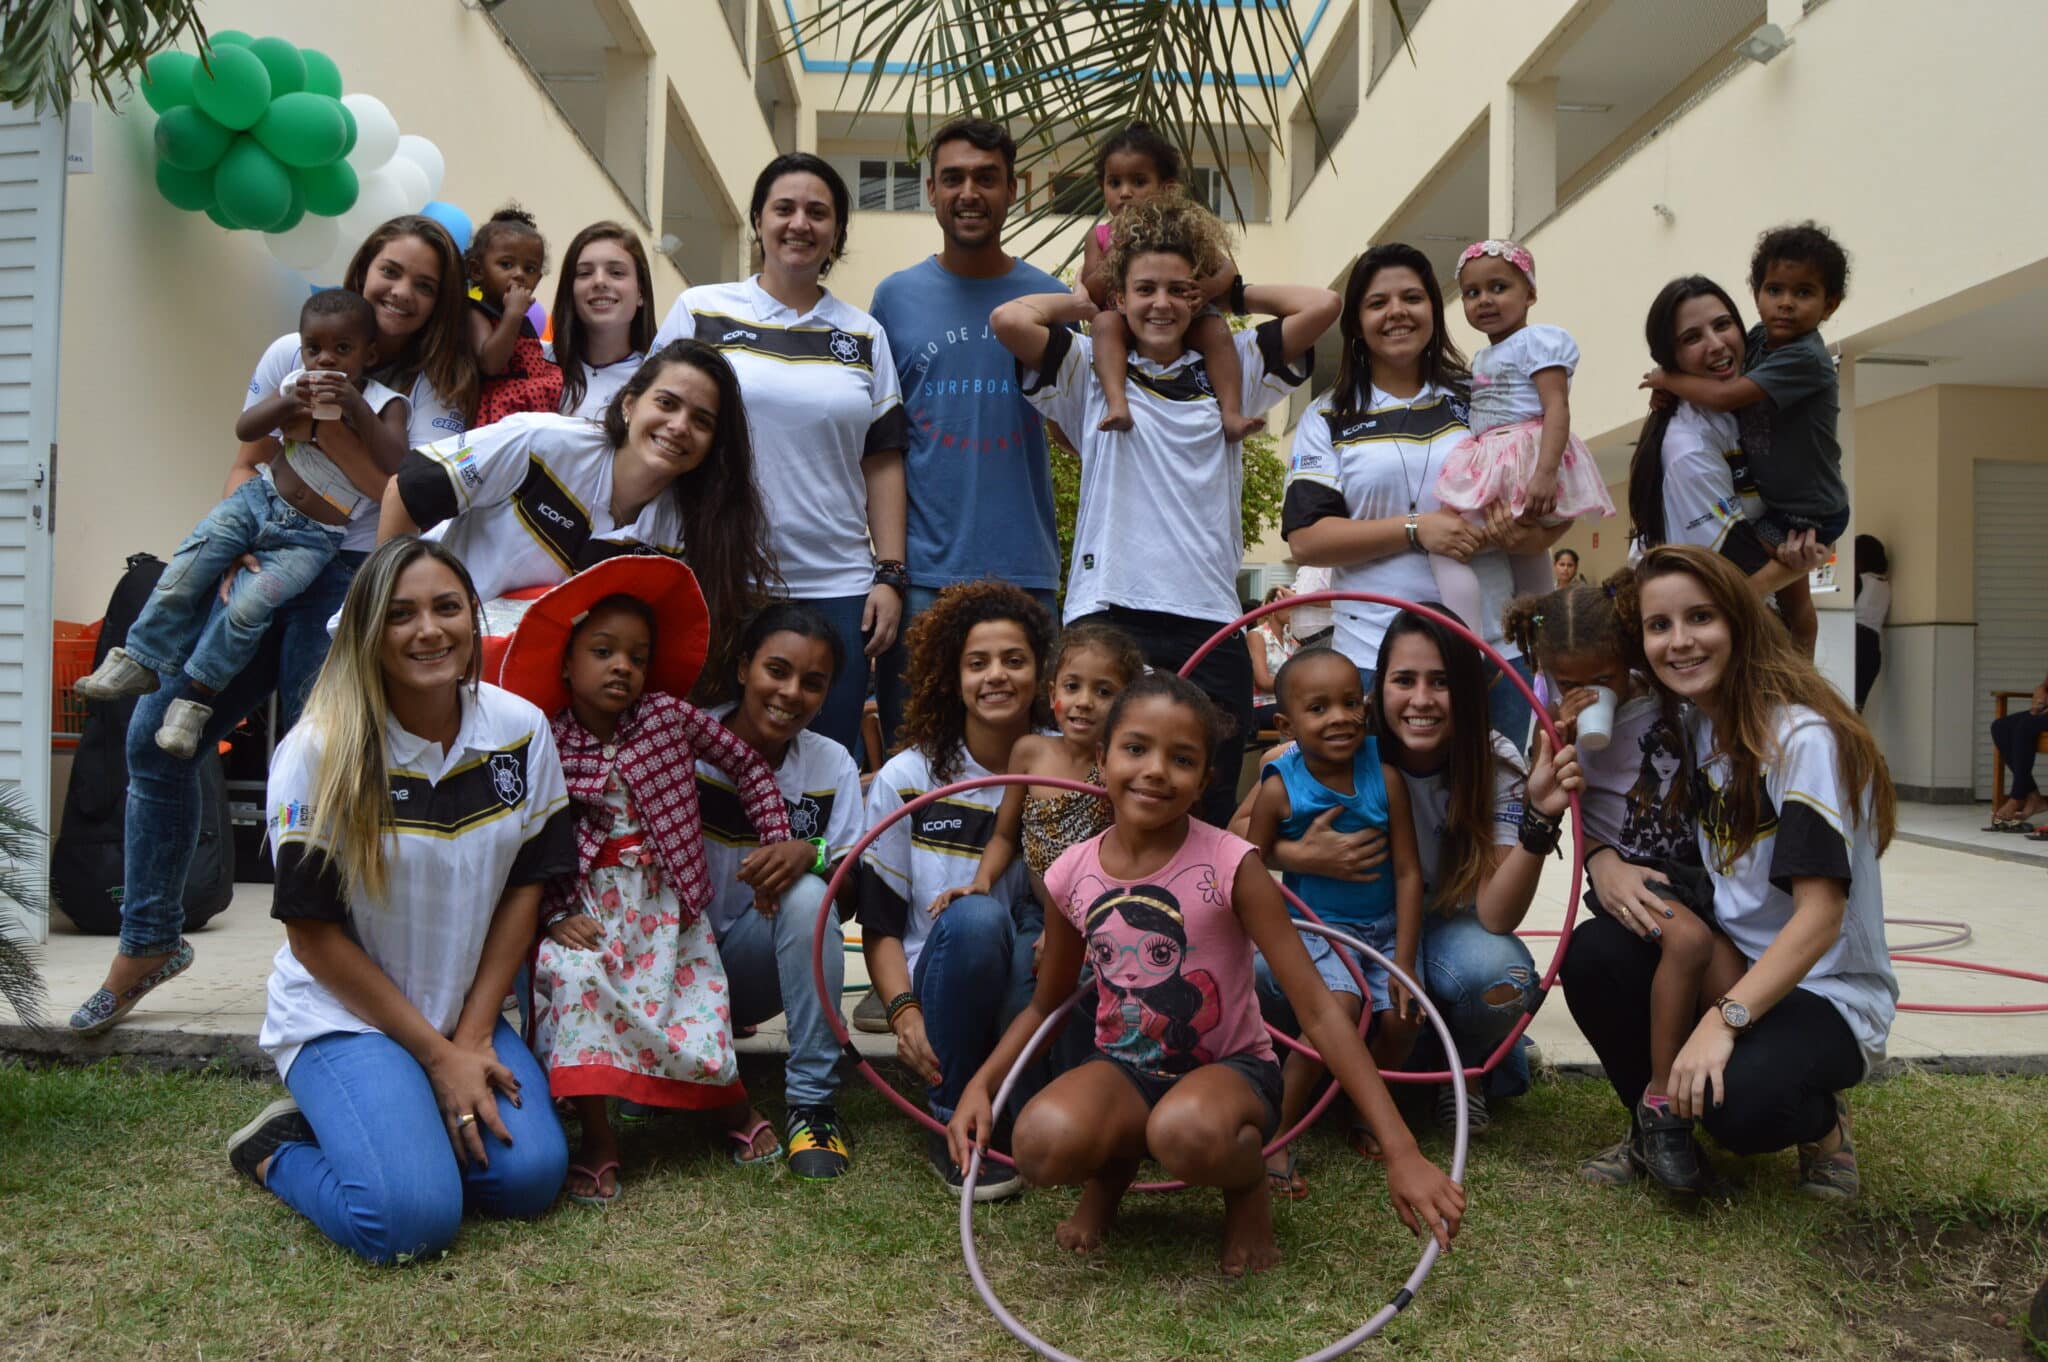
[929,1128,1021,1202]
[227,1097,314,1187]
[1436,1082,1488,1137]
[73,646,160,701]
[1797,1095,1859,1201]
[786,1104,852,1180]
[852,988,891,1035]
[155,698,214,758]
[1578,1136,1643,1187]
[67,940,195,1037]
[1632,1098,1713,1194]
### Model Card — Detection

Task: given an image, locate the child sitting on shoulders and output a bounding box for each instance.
[1244,646,1424,1198]
[76,289,408,756]
[1075,123,1257,440]
[1434,239,1615,624]
[947,672,1463,1276]
[500,557,810,1206]
[467,204,564,425]
[933,622,1146,915]
[1642,222,1853,656]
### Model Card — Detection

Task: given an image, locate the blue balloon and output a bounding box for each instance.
[420,199,472,255]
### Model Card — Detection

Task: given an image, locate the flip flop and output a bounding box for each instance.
[1266,1153,1309,1201]
[1984,816,2033,833]
[567,1159,621,1206]
[1348,1122,1387,1163]
[727,1117,785,1167]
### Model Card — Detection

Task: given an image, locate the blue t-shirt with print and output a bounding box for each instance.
[870,255,1066,591]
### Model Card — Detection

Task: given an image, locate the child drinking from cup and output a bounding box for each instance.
[466,204,563,425]
[947,672,1464,1276]
[76,290,409,756]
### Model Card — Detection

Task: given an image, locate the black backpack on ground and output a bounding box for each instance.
[52,553,236,935]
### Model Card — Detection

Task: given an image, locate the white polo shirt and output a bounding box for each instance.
[1281,385,1519,670]
[653,278,909,598]
[1660,401,1763,557]
[246,330,465,550]
[259,682,574,1078]
[1691,704,1897,1072]
[393,412,687,603]
[695,702,866,938]
[1021,320,1310,625]
[544,342,646,420]
[857,745,1004,974]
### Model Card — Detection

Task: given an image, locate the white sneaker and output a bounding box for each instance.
[155,698,213,757]
[73,646,160,701]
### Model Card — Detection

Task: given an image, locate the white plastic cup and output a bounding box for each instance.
[285,368,347,421]
[1576,684,1618,752]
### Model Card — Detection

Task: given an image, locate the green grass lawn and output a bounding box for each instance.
[1,1059,2043,1361]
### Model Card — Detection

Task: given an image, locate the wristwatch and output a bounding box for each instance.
[1715,996,1753,1035]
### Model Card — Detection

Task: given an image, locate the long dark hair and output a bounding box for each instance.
[1330,243,1470,420]
[1371,606,1501,914]
[551,221,656,416]
[749,152,851,277]
[1627,275,1747,549]
[344,215,480,423]
[603,339,780,700]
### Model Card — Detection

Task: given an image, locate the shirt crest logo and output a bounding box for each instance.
[828,330,861,364]
[489,753,525,807]
[788,794,823,840]
[1192,365,1215,397]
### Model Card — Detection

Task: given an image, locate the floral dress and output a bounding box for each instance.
[533,770,741,1108]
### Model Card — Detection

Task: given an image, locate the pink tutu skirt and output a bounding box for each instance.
[1435,417,1614,524]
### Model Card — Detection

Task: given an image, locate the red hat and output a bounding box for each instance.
[496,556,710,715]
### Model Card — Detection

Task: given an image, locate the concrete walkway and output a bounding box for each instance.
[12,830,2046,1077]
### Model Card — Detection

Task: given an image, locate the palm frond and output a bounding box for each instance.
[0,0,209,113]
[0,783,46,1031]
[783,1,1411,257]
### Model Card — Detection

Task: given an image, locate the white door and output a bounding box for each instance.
[1972,460,2048,799]
[0,99,65,942]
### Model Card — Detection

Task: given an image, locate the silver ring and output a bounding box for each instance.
[457,1112,477,1127]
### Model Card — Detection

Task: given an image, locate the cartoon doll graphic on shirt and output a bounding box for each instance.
[1080,883,1224,1076]
[1619,720,1694,862]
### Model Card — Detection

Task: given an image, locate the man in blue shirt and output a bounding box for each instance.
[871,117,1066,744]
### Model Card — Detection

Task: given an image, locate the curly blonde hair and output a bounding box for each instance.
[1102,188,1231,298]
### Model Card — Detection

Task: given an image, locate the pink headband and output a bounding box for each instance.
[1457,239,1536,288]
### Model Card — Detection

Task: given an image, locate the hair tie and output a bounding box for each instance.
[1604,583,1617,601]
[1532,612,1545,628]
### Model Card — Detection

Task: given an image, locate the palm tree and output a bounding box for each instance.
[0,0,207,111]
[791,0,1408,252]
[0,785,48,1030]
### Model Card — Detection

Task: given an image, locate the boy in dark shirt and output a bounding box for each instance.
[1642,222,1851,656]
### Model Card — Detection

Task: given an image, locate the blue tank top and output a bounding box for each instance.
[1270,739,1398,929]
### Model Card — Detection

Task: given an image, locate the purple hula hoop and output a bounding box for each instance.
[961,918,1470,1362]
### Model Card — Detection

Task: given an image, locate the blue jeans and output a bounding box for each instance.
[1404,911,1536,1099]
[122,479,344,693]
[719,875,844,1109]
[267,1019,567,1265]
[909,868,1045,1122]
[118,550,364,958]
[799,593,873,759]
[877,583,1060,752]
[1358,653,1536,755]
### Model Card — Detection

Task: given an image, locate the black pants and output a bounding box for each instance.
[1560,916,1863,1153]
[1991,709,2048,801]
[1854,625,1880,712]
[1069,605,1252,828]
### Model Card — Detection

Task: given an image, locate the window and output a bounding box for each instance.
[1051,174,1102,218]
[855,160,924,212]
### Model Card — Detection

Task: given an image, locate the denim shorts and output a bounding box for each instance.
[1086,1050,1283,1139]
[1257,917,1416,1017]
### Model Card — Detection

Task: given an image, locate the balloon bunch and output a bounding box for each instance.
[140,32,450,282]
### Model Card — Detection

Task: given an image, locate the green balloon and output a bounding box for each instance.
[190,44,271,131]
[206,203,245,230]
[299,48,343,99]
[207,31,254,49]
[247,37,307,96]
[254,92,347,168]
[272,184,309,234]
[298,159,358,217]
[337,102,357,157]
[154,105,233,171]
[154,159,215,212]
[215,137,294,232]
[141,50,198,113]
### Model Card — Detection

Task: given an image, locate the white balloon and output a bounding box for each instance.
[383,155,431,215]
[353,166,411,229]
[341,93,400,173]
[305,235,357,287]
[265,213,340,273]
[393,134,445,197]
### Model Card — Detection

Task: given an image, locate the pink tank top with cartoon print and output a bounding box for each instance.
[1043,820,1275,1077]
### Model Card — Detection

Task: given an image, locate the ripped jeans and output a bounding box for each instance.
[1402,911,1537,1098]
